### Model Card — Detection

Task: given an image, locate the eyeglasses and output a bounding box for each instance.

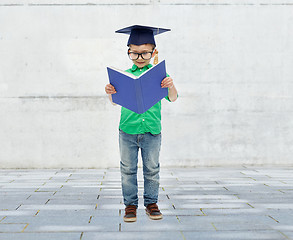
[128,50,153,60]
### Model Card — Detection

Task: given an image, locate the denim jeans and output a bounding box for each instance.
[119,129,161,208]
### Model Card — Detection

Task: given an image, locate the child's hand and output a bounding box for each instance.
[105,84,116,94]
[161,77,174,89]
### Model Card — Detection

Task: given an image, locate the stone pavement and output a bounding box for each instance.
[0,167,293,240]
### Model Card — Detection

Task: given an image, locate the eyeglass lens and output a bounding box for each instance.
[128,52,152,60]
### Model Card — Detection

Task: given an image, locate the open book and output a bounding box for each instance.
[107,60,168,114]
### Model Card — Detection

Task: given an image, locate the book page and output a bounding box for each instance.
[107,66,137,79]
[136,60,164,78]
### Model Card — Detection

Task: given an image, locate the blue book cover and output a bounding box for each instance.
[107,60,168,114]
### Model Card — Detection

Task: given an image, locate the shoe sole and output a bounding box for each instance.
[123,217,137,222]
[146,211,163,220]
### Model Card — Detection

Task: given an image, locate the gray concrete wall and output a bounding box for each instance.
[1,0,293,168]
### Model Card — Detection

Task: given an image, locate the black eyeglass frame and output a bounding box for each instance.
[127,49,154,60]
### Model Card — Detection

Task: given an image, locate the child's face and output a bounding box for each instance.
[128,44,155,68]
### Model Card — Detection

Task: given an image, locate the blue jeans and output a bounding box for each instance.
[119,129,161,208]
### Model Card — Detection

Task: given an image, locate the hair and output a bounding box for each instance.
[128,43,155,50]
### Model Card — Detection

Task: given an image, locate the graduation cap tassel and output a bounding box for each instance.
[153,49,159,65]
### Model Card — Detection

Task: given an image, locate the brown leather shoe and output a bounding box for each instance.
[145,203,163,220]
[124,205,137,222]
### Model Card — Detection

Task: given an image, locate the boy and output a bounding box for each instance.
[105,25,178,222]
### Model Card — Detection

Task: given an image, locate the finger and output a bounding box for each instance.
[161,78,169,84]
[161,81,172,88]
[109,87,116,93]
[106,85,116,92]
[105,87,116,94]
[162,80,170,87]
[163,78,172,84]
[106,87,113,92]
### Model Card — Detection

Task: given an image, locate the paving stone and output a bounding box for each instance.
[24,217,97,232]
[47,198,98,205]
[173,216,217,231]
[0,167,293,239]
[213,220,276,231]
[121,215,181,232]
[34,209,117,217]
[264,209,293,225]
[0,233,81,240]
[252,203,293,209]
[18,204,95,211]
[0,210,36,217]
[31,224,103,232]
[162,208,204,216]
[201,208,264,215]
[0,204,22,211]
[82,231,183,240]
[0,223,28,233]
[281,231,293,239]
[167,194,239,200]
[3,214,90,225]
[272,225,293,231]
[0,188,36,193]
[173,202,249,209]
[183,230,287,240]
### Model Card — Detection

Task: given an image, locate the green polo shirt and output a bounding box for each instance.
[119,63,170,135]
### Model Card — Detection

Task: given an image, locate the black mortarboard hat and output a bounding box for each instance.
[115,25,171,46]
